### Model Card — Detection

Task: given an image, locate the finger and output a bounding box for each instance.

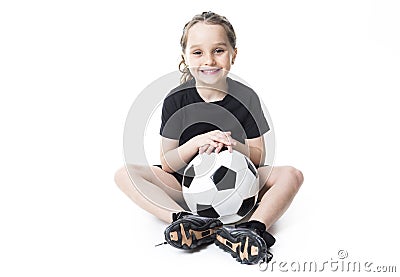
[223,134,232,146]
[212,130,231,139]
[206,139,219,148]
[206,145,215,155]
[211,135,231,145]
[222,132,234,142]
[199,145,207,154]
[215,142,223,154]
[223,134,236,146]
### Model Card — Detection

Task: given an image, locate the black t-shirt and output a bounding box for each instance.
[160,77,269,148]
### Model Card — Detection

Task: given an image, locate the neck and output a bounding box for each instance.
[195,79,228,102]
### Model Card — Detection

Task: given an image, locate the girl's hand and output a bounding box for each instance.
[198,142,223,155]
[195,130,236,154]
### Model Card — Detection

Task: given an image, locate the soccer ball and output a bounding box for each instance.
[182,150,259,224]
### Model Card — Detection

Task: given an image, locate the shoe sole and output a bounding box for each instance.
[165,218,223,250]
[215,227,267,264]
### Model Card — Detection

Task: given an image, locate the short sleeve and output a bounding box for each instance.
[243,93,270,139]
[159,96,182,140]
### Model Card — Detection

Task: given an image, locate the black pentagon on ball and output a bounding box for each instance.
[245,157,258,177]
[210,166,237,191]
[182,164,195,188]
[196,204,220,218]
[237,195,256,217]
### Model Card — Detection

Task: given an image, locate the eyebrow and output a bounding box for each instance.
[189,42,228,50]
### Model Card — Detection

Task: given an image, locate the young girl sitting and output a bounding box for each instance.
[114,11,304,265]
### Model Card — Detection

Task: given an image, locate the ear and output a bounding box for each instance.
[232,48,238,65]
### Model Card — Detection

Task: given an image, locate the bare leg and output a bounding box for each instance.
[114,164,185,223]
[250,166,304,230]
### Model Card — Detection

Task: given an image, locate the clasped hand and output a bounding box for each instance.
[193,130,237,155]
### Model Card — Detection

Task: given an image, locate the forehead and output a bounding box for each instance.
[186,22,229,47]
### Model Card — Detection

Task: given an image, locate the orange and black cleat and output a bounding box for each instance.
[215,220,275,265]
[164,212,223,250]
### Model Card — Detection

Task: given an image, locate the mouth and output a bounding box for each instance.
[199,67,222,75]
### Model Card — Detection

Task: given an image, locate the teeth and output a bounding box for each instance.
[202,69,219,72]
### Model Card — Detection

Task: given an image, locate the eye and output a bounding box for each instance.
[192,50,202,56]
[214,48,225,54]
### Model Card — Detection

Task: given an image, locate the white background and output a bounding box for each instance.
[1,0,399,276]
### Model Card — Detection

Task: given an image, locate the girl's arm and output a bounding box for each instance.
[159,137,197,173]
[232,136,266,167]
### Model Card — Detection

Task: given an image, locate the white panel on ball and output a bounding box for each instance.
[182,193,197,212]
[212,189,236,207]
[192,152,218,178]
[218,150,247,172]
[184,187,217,205]
[213,191,243,216]
[235,168,259,199]
[185,174,217,194]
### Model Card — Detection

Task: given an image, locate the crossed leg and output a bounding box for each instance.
[115,164,303,227]
[114,164,185,223]
[250,165,304,230]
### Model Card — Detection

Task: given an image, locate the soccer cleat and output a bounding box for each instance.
[164,212,223,250]
[214,220,275,265]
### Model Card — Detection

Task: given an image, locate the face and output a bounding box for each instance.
[184,22,237,86]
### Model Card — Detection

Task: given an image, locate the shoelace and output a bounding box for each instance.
[155,241,167,247]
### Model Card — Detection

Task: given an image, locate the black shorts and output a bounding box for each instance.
[153,165,183,185]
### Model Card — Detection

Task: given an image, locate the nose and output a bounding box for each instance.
[203,52,216,66]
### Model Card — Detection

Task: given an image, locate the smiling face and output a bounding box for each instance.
[183,22,237,86]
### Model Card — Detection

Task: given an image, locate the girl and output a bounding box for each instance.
[114,11,303,265]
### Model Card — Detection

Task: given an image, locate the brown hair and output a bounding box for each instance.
[179,11,237,84]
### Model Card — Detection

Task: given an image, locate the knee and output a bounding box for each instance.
[114,165,144,190]
[114,166,128,189]
[285,166,304,192]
